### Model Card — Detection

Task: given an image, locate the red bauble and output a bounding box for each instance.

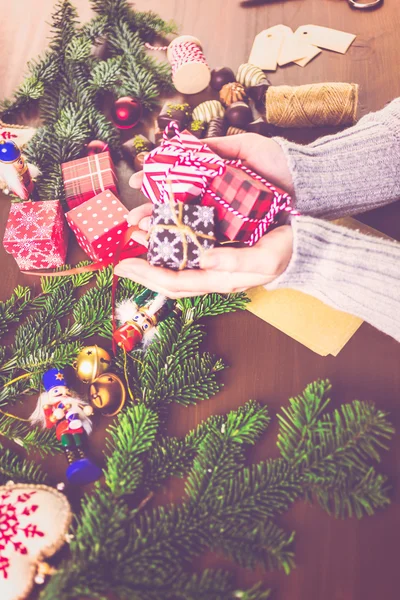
[85,140,109,156]
[111,96,143,129]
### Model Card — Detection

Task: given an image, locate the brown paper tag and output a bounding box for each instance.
[294,25,356,54]
[294,45,322,67]
[248,28,285,71]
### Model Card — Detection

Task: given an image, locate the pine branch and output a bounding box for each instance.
[0,415,62,456]
[104,404,159,496]
[0,447,49,485]
[178,292,250,323]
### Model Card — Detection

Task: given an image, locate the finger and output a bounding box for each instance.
[204,135,247,160]
[126,202,152,226]
[129,171,144,189]
[130,229,149,247]
[114,258,267,294]
[113,266,209,299]
[138,216,151,231]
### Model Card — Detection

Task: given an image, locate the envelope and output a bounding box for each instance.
[246,218,387,356]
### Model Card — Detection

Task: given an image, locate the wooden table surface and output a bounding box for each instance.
[1,1,400,600]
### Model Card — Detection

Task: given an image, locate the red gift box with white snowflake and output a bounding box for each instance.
[3,200,68,270]
[66,189,140,262]
[141,126,225,205]
[61,151,118,210]
[201,163,292,243]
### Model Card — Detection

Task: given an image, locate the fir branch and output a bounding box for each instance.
[0,415,62,456]
[104,404,159,496]
[0,447,49,485]
[178,292,250,323]
[0,286,33,340]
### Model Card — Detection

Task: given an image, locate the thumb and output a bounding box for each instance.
[205,134,249,160]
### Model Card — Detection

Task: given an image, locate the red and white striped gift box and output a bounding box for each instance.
[141,129,224,205]
[61,151,118,210]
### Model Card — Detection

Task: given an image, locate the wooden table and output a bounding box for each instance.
[1,1,400,599]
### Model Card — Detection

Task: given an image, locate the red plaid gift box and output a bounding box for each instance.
[66,190,138,262]
[201,163,291,243]
[3,200,68,270]
[141,127,224,205]
[61,151,118,210]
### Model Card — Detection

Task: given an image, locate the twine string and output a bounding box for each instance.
[266,83,358,128]
[145,40,209,76]
[148,180,216,270]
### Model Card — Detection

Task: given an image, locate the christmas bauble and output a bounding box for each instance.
[73,345,112,384]
[85,140,109,156]
[0,482,72,600]
[89,372,126,416]
[111,96,142,129]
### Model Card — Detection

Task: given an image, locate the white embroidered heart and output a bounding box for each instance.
[0,483,72,600]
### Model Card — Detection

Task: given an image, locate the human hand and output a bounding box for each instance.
[116,134,294,298]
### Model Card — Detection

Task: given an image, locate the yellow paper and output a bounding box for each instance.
[246,218,385,356]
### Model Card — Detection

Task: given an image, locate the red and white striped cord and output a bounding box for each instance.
[145,40,209,76]
[148,122,299,246]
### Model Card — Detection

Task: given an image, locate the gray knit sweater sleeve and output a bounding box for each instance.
[275,98,400,219]
[266,100,400,342]
[267,216,400,342]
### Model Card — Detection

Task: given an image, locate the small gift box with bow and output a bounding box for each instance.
[141,125,224,205]
[201,163,292,244]
[147,184,216,270]
[61,151,118,210]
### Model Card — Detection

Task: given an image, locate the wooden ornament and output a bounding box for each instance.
[0,482,72,600]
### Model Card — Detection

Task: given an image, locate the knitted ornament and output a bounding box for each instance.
[0,482,72,600]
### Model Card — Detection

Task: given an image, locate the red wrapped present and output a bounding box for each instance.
[3,200,68,270]
[61,151,118,210]
[141,125,225,205]
[66,190,138,262]
[201,162,292,244]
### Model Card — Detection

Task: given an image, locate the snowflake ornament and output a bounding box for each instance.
[0,483,72,600]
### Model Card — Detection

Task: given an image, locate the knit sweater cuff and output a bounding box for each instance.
[266,216,400,342]
[274,99,400,219]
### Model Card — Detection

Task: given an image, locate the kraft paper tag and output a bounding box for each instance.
[245,218,385,357]
[294,25,356,54]
[248,28,285,71]
[294,45,322,67]
[273,25,316,66]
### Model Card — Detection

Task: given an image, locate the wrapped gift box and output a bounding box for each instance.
[66,190,138,262]
[3,200,68,270]
[61,151,118,210]
[148,202,216,270]
[202,164,285,243]
[141,129,224,205]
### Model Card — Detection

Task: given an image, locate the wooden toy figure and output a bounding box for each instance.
[114,290,176,352]
[30,368,102,485]
[0,141,37,199]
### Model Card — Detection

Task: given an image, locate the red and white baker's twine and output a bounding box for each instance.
[145,40,209,77]
[149,121,299,246]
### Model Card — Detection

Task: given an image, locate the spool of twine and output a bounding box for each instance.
[166,35,211,95]
[265,82,359,128]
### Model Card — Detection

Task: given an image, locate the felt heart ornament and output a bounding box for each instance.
[0,482,72,600]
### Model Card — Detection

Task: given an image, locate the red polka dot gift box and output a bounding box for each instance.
[66,190,136,262]
[61,151,118,211]
[3,200,68,270]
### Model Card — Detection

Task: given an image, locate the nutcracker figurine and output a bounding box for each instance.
[0,141,37,200]
[114,290,176,352]
[30,368,102,485]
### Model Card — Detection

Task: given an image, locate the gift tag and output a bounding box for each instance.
[248,28,285,71]
[294,45,322,68]
[294,25,356,54]
[278,32,316,66]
